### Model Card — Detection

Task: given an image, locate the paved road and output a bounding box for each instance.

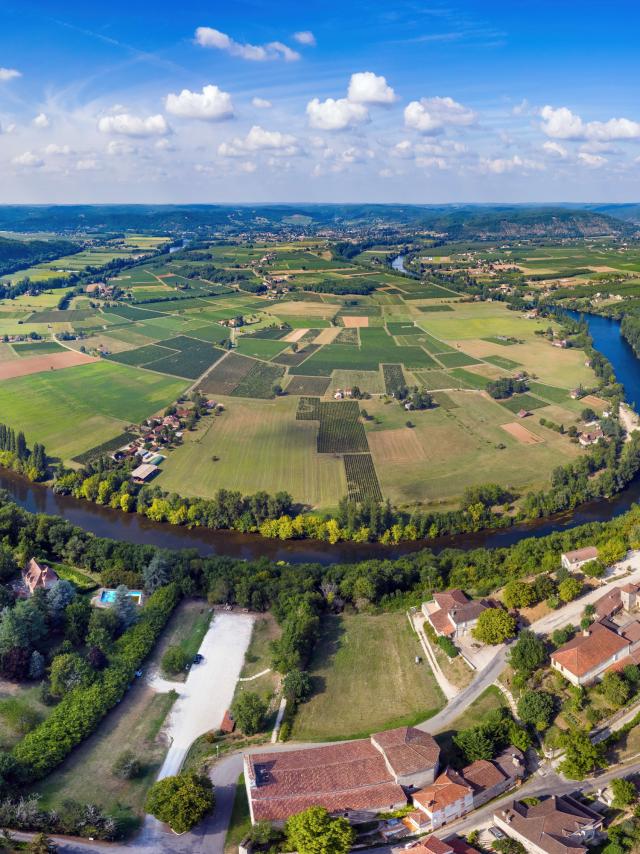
[418,645,508,734]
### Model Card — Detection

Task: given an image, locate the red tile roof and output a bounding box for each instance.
[246,740,406,822]
[495,796,602,854]
[461,759,506,792]
[594,587,623,620]
[371,726,440,777]
[551,621,630,678]
[429,609,455,635]
[563,546,598,564]
[413,769,472,814]
[433,589,470,610]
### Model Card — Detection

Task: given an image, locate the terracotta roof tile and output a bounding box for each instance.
[371,726,440,776]
[551,621,629,678]
[495,796,603,854]
[461,759,506,792]
[413,769,472,814]
[246,740,406,823]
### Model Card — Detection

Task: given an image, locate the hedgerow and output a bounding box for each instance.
[14,583,180,780]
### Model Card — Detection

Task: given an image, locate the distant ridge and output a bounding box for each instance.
[0,203,635,239]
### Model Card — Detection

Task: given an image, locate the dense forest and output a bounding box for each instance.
[0,235,78,277]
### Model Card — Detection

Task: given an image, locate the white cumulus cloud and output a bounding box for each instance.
[33,112,50,128]
[44,143,73,155]
[12,151,43,168]
[481,155,544,174]
[306,97,368,131]
[252,97,272,109]
[218,125,299,157]
[347,72,396,105]
[541,105,640,141]
[195,27,300,61]
[76,158,99,171]
[404,96,476,134]
[0,67,20,82]
[98,113,169,137]
[542,140,568,158]
[293,31,316,46]
[165,85,234,121]
[578,151,607,168]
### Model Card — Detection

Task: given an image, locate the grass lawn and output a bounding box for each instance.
[35,682,177,833]
[0,361,187,461]
[291,612,445,741]
[158,396,346,509]
[435,685,507,765]
[158,600,213,681]
[0,684,52,751]
[233,614,281,709]
[225,774,251,854]
[364,392,581,509]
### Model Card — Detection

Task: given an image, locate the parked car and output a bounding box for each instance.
[489,827,505,840]
[193,653,204,665]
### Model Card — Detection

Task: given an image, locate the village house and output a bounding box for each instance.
[493,795,603,854]
[243,726,440,827]
[21,558,60,596]
[405,835,480,854]
[552,338,568,348]
[561,546,599,572]
[411,748,525,831]
[551,613,640,686]
[579,427,604,447]
[422,589,489,638]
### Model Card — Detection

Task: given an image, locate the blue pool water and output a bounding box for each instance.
[99,589,143,603]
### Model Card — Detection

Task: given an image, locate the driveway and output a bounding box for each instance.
[154,611,254,779]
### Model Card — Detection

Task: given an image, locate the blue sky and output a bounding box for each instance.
[1,0,640,203]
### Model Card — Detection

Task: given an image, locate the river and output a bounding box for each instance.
[1,310,639,564]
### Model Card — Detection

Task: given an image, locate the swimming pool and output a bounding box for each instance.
[99,589,143,605]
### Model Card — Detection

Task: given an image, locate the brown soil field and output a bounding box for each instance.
[283,328,309,343]
[314,327,342,345]
[501,421,544,445]
[581,394,608,409]
[342,316,369,328]
[0,350,97,380]
[368,427,426,463]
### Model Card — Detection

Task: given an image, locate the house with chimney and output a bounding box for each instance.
[21,558,59,596]
[493,795,603,854]
[422,589,489,638]
[551,586,640,686]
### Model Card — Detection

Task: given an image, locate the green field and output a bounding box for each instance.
[292,612,444,741]
[0,234,605,513]
[1,362,187,461]
[158,396,346,508]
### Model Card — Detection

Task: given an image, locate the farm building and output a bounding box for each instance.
[130,462,159,483]
[561,546,599,572]
[493,795,603,854]
[422,589,489,638]
[244,726,440,826]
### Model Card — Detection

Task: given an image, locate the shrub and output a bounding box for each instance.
[162,645,189,676]
[231,692,267,736]
[145,772,214,833]
[112,750,142,780]
[437,635,458,658]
